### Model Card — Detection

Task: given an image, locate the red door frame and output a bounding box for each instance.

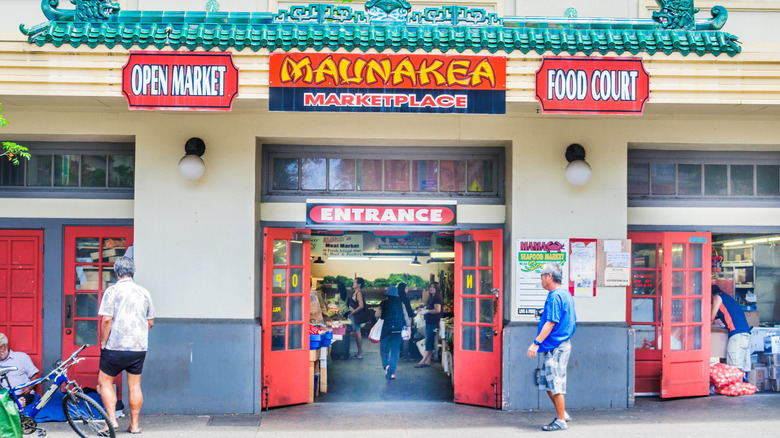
[626,232,663,394]
[660,232,711,398]
[453,229,503,408]
[63,226,134,393]
[0,230,43,374]
[261,228,311,409]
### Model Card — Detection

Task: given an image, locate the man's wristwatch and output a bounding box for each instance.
[533,339,542,346]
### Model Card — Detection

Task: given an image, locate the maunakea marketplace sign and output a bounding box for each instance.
[306,199,456,226]
[535,57,649,115]
[270,53,506,114]
[122,52,239,111]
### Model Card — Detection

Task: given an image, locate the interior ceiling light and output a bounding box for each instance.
[313,256,325,264]
[427,257,445,264]
[769,237,780,242]
[370,256,413,261]
[410,256,421,266]
[327,256,370,261]
[723,241,745,247]
[430,251,455,258]
[745,238,769,244]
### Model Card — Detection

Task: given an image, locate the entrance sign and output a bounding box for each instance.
[535,57,649,115]
[270,53,506,114]
[122,52,239,111]
[515,239,569,316]
[306,200,456,227]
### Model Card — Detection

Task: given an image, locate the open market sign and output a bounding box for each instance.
[122,52,239,111]
[535,57,649,115]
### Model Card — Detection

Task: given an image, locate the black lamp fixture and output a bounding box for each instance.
[409,256,421,266]
[564,143,592,186]
[313,256,325,264]
[427,257,445,264]
[178,137,206,180]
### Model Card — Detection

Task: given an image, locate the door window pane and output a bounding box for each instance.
[479,327,493,352]
[757,165,779,196]
[329,159,355,190]
[462,298,476,322]
[0,159,24,186]
[26,155,53,187]
[479,271,493,295]
[632,272,656,295]
[478,241,492,267]
[670,326,684,351]
[75,293,99,317]
[102,269,118,289]
[440,160,465,192]
[672,271,684,295]
[688,271,702,297]
[704,164,727,195]
[290,241,303,266]
[103,238,126,262]
[479,298,493,323]
[76,266,99,290]
[462,325,476,351]
[634,325,657,350]
[81,155,107,187]
[273,240,287,265]
[651,164,675,195]
[384,160,410,191]
[412,160,438,192]
[693,298,702,323]
[690,326,702,350]
[288,324,302,350]
[289,268,302,294]
[688,243,702,269]
[54,155,79,187]
[627,163,649,195]
[462,241,475,267]
[632,244,657,268]
[76,238,100,260]
[357,159,382,191]
[672,244,684,268]
[75,320,99,345]
[631,298,655,322]
[289,296,302,321]
[301,158,326,190]
[671,299,684,323]
[272,269,286,294]
[109,155,134,187]
[677,164,701,195]
[272,297,286,322]
[271,326,286,351]
[273,158,298,190]
[462,270,475,295]
[730,165,754,196]
[467,159,493,192]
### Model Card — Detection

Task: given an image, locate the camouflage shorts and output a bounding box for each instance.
[539,340,572,395]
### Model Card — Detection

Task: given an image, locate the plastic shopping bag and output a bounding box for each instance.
[0,389,22,438]
[368,319,383,343]
[401,326,411,341]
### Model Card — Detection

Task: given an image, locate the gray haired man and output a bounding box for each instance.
[97,256,155,434]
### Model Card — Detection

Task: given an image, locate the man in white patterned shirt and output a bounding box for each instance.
[98,256,155,434]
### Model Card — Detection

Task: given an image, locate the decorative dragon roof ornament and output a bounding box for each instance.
[652,0,728,31]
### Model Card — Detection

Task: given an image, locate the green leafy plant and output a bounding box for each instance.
[1,104,29,166]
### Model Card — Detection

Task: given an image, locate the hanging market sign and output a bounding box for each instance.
[311,234,364,257]
[535,57,649,115]
[269,53,506,114]
[122,52,239,111]
[306,200,457,226]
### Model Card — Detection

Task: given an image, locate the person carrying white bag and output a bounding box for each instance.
[371,286,411,380]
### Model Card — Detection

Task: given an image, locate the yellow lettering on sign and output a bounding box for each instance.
[276,274,283,288]
[272,306,281,313]
[466,274,473,290]
[292,274,298,288]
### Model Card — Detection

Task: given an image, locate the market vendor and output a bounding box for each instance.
[711,285,751,371]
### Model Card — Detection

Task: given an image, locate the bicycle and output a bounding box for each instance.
[0,344,116,438]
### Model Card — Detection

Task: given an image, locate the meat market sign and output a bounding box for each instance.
[535,57,649,115]
[270,53,506,114]
[122,52,239,111]
[306,200,456,227]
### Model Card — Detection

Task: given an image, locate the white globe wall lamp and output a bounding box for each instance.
[564,143,592,186]
[178,137,206,180]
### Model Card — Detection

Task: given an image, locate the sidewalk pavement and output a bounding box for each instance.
[38,393,780,437]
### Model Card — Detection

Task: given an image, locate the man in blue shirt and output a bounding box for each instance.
[527,263,576,432]
[711,285,751,370]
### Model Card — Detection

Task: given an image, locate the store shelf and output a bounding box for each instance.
[722,261,753,268]
[735,283,754,288]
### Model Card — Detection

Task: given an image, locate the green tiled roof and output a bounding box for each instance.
[20,2,741,57]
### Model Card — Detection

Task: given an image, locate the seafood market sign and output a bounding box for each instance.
[270,53,506,114]
[122,52,239,111]
[535,57,649,115]
[515,239,569,316]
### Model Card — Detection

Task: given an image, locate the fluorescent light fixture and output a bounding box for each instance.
[745,238,769,244]
[769,237,780,242]
[722,241,745,247]
[327,256,370,261]
[430,251,455,258]
[444,260,455,264]
[369,256,413,261]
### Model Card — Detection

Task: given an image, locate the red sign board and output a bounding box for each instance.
[306,202,456,226]
[270,53,506,114]
[535,57,649,115]
[122,52,239,111]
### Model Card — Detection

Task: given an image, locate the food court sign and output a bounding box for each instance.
[270,53,506,114]
[306,200,456,227]
[122,52,239,111]
[535,57,649,115]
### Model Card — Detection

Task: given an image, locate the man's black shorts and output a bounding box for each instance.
[99,349,146,376]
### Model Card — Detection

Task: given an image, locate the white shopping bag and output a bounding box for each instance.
[368,318,383,343]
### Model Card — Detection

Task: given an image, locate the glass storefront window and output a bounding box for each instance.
[357,159,382,191]
[54,155,79,187]
[627,163,649,195]
[440,160,466,192]
[412,160,438,192]
[730,165,754,196]
[109,155,134,187]
[704,164,727,196]
[26,155,53,187]
[467,159,493,192]
[651,164,675,195]
[757,165,780,196]
[384,160,410,191]
[300,158,326,190]
[273,158,298,190]
[677,164,702,195]
[81,155,107,187]
[329,159,355,190]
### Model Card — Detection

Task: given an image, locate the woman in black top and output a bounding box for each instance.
[415,282,442,368]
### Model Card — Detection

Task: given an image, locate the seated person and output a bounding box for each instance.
[0,333,39,407]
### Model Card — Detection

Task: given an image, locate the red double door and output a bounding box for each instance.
[628,232,711,398]
[261,228,504,409]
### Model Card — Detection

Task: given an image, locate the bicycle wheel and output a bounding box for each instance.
[62,391,116,438]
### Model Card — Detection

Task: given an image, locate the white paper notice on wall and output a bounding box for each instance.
[597,240,632,287]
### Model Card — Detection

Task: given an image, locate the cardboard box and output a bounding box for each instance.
[765,335,780,354]
[711,328,728,359]
[745,311,760,328]
[772,379,780,392]
[747,370,759,386]
[769,366,780,380]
